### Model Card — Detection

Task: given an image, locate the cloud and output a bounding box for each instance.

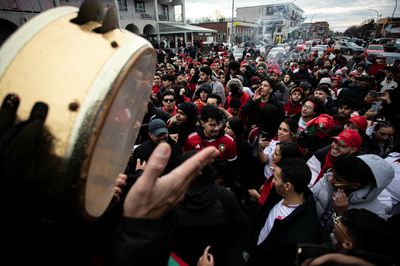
[186,0,400,32]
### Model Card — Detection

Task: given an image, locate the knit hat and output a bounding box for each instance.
[299,81,312,92]
[347,115,368,132]
[194,83,212,97]
[319,77,332,87]
[149,119,168,136]
[332,129,362,148]
[226,78,244,93]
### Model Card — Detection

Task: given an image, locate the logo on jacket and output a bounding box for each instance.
[219,144,225,151]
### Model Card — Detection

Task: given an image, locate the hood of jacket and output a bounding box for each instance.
[349,154,394,204]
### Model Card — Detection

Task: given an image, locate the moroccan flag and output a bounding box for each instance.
[168,252,188,266]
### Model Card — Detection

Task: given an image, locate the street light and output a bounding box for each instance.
[368,9,381,23]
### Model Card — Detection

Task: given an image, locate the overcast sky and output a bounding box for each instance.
[185,0,400,32]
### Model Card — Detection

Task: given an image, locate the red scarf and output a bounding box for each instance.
[314,149,335,185]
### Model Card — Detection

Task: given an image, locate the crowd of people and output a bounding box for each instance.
[122,42,400,265]
[1,40,400,266]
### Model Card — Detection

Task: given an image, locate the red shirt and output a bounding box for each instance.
[283,101,302,117]
[152,85,160,95]
[184,132,237,161]
[225,92,251,110]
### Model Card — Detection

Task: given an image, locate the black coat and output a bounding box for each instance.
[248,188,321,266]
[241,94,284,130]
[172,182,251,266]
[111,217,173,266]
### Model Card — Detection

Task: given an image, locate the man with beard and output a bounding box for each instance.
[248,158,320,266]
[333,98,358,128]
[283,87,303,118]
[184,105,237,186]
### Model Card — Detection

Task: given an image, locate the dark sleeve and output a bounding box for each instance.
[219,188,251,236]
[110,217,173,266]
[241,98,257,117]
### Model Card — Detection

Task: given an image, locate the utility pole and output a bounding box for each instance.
[231,0,234,47]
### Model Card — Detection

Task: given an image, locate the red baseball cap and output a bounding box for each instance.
[347,115,368,132]
[332,129,362,148]
[269,68,281,76]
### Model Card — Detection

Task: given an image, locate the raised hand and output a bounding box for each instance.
[123,143,219,219]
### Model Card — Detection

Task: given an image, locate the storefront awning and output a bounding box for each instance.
[159,23,217,34]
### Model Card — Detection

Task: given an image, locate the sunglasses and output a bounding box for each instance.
[163,99,175,103]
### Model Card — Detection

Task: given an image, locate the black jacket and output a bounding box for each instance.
[172,182,250,266]
[248,188,321,266]
[111,217,173,266]
[241,94,284,130]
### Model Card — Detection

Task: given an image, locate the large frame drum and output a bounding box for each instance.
[0,6,156,221]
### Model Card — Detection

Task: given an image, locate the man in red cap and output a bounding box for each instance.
[344,115,368,132]
[307,129,363,186]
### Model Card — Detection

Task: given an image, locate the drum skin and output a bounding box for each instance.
[0,6,156,221]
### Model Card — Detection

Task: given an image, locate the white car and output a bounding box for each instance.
[266,47,286,62]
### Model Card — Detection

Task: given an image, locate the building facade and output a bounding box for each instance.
[236,3,304,43]
[376,17,400,39]
[0,0,215,47]
[194,19,257,44]
[298,21,330,40]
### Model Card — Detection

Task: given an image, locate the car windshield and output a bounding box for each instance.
[348,42,358,47]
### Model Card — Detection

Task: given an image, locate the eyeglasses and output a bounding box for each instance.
[163,99,175,103]
[302,104,314,110]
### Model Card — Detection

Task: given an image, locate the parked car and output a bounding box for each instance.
[339,41,364,55]
[366,44,384,52]
[266,47,286,62]
[310,44,327,56]
[380,51,400,65]
[295,43,307,52]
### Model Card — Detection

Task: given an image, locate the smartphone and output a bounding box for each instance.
[371,101,381,112]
